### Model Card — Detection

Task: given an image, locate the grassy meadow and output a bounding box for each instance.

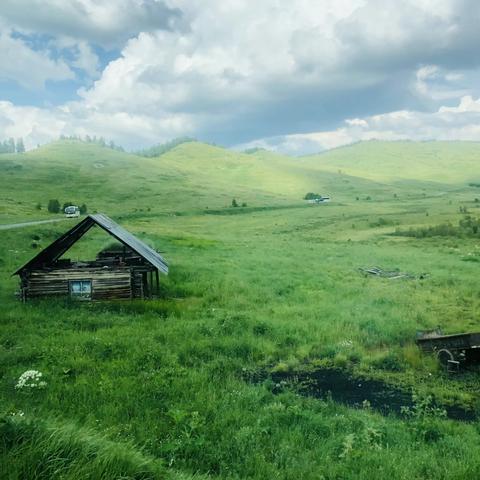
[2,139,480,479]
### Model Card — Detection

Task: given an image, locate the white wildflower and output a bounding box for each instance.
[9,410,25,417]
[15,370,46,390]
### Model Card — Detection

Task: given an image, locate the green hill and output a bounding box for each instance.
[0,139,393,223]
[302,140,480,184]
[3,139,478,225]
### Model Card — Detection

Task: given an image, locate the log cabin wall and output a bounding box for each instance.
[24,267,133,300]
[131,270,145,299]
[14,214,168,301]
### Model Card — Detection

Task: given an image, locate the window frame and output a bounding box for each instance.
[69,279,92,300]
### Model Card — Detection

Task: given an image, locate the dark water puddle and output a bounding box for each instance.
[249,368,476,421]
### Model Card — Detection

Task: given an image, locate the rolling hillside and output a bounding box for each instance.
[1,139,478,225]
[3,138,480,479]
[302,140,480,184]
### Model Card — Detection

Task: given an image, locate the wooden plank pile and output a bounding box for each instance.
[358,266,422,280]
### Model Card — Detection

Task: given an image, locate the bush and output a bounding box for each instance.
[304,192,322,200]
[47,199,60,213]
[393,215,480,239]
[401,394,447,442]
[369,217,396,228]
[371,351,405,372]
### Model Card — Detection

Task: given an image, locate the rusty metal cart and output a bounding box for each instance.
[416,329,480,370]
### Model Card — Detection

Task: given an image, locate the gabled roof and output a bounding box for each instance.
[13,213,168,275]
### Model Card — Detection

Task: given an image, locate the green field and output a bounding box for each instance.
[2,139,480,479]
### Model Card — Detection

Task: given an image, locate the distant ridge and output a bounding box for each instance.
[135,137,197,158]
[1,138,479,223]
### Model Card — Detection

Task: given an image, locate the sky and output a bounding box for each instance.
[1,0,480,154]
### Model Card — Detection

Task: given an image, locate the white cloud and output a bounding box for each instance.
[439,95,480,113]
[415,64,469,100]
[67,0,480,146]
[72,42,100,78]
[0,101,67,147]
[0,99,193,150]
[0,0,183,48]
[3,1,480,150]
[240,96,480,155]
[0,30,73,89]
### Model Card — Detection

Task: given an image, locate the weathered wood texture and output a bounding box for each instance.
[24,267,132,300]
[417,332,480,352]
[132,271,145,299]
[15,214,168,302]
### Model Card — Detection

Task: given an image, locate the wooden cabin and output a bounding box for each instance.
[14,214,168,301]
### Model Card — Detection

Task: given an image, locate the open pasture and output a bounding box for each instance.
[2,140,480,479]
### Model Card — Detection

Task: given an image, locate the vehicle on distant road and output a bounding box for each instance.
[64,205,80,218]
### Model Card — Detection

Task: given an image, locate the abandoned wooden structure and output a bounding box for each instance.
[14,214,168,301]
[416,329,480,369]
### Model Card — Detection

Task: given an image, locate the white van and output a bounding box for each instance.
[64,205,80,218]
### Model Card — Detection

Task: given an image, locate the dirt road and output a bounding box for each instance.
[0,218,67,231]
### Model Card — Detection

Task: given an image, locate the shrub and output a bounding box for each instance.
[304,192,322,200]
[401,393,447,442]
[252,322,270,336]
[47,199,60,213]
[347,350,362,364]
[309,344,337,360]
[333,353,348,369]
[369,217,396,228]
[394,215,480,239]
[371,351,405,372]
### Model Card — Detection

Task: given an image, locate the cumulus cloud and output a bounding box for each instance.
[69,42,100,78]
[415,65,469,100]
[3,0,480,150]
[240,96,480,155]
[0,101,67,147]
[0,29,74,89]
[0,99,192,150]
[0,0,183,48]
[67,0,480,147]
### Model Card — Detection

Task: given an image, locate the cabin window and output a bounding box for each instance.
[69,280,92,299]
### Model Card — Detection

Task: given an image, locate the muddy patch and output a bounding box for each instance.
[249,368,476,421]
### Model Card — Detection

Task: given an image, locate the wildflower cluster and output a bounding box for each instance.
[9,410,25,417]
[15,370,47,390]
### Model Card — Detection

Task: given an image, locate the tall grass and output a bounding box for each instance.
[2,140,480,478]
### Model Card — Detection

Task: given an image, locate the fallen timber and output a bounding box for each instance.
[358,266,426,280]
